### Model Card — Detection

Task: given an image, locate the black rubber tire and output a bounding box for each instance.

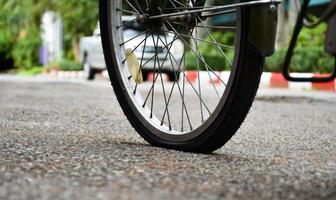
[99,1,264,153]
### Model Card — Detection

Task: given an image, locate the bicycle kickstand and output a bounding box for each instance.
[282,0,336,82]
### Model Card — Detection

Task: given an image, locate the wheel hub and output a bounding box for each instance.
[134,0,198,33]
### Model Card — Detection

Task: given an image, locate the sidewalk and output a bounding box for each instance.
[36,70,336,93]
[1,74,335,101]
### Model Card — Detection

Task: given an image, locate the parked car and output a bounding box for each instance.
[79,26,104,80]
[79,16,184,80]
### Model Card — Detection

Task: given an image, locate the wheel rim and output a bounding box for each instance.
[106,0,242,142]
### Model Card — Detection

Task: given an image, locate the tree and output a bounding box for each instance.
[57,0,98,60]
[0,0,50,68]
[0,0,98,69]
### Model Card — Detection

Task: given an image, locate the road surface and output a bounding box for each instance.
[0,75,335,200]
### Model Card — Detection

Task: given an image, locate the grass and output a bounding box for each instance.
[14,59,83,77]
[16,66,44,77]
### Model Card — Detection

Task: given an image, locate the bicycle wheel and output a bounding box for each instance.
[100,0,266,153]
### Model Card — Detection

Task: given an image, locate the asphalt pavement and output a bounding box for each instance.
[0,75,335,200]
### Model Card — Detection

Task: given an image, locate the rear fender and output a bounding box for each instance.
[248,2,279,57]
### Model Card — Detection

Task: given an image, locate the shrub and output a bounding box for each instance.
[0,0,99,69]
[47,59,82,71]
[265,47,334,73]
[17,66,43,76]
[11,28,41,69]
[0,1,43,69]
[58,59,82,71]
[265,20,334,73]
[185,20,334,73]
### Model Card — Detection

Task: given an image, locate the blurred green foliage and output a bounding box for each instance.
[17,66,44,77]
[0,0,98,69]
[58,59,82,71]
[265,22,334,73]
[185,31,235,71]
[186,21,334,73]
[0,0,46,69]
[45,59,82,72]
[58,0,98,60]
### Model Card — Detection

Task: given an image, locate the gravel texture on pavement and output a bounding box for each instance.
[0,77,335,200]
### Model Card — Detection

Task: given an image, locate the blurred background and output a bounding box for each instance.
[0,0,334,76]
[0,0,98,75]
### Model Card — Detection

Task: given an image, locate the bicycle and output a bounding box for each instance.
[98,0,316,153]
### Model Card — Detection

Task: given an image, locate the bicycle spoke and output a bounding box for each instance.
[167,49,212,116]
[190,28,221,100]
[181,42,187,131]
[170,0,188,8]
[161,35,193,131]
[116,17,137,29]
[149,34,160,118]
[166,0,186,13]
[165,20,227,87]
[119,29,148,46]
[195,24,236,30]
[141,37,180,106]
[143,36,179,68]
[196,15,233,66]
[152,40,172,130]
[116,7,138,15]
[137,37,180,94]
[159,35,192,128]
[123,31,152,64]
[133,31,149,94]
[164,30,234,49]
[132,0,145,13]
[195,27,204,123]
[167,0,189,129]
[157,35,212,115]
[160,80,177,126]
[124,0,141,14]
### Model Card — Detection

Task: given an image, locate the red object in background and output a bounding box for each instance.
[270,73,289,88]
[147,72,155,81]
[312,74,336,91]
[147,72,169,81]
[209,72,222,84]
[186,71,198,83]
